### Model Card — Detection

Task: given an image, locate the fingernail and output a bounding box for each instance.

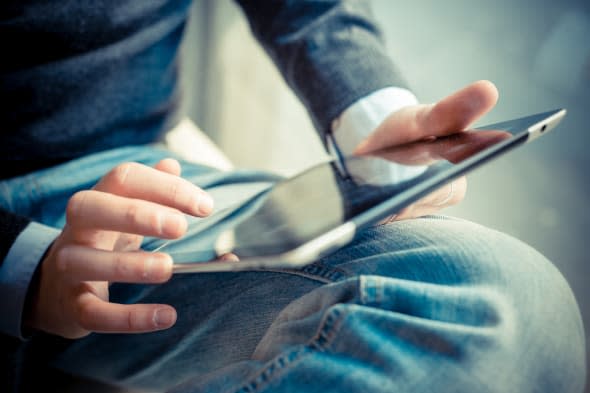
[154,308,176,328]
[161,213,186,237]
[198,193,214,215]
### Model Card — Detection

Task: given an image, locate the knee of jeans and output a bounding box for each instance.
[424,220,587,391]
[254,271,584,393]
[486,234,585,391]
[339,218,586,391]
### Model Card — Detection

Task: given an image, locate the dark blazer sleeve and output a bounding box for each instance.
[0,208,30,264]
[235,0,408,136]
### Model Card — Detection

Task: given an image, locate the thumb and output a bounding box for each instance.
[155,158,182,176]
[355,80,498,154]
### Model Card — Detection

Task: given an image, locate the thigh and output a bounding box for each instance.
[48,270,324,390]
[49,217,584,393]
[228,217,584,393]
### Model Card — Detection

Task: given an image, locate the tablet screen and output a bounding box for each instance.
[217,110,563,259]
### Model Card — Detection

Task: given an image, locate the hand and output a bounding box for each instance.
[373,129,511,166]
[355,80,499,221]
[25,159,214,339]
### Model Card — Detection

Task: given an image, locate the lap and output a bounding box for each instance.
[3,148,582,392]
[48,217,584,393]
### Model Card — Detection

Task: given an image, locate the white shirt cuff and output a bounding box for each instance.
[330,87,419,156]
[0,222,60,339]
[328,87,425,182]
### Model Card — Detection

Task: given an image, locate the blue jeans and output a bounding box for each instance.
[2,146,586,392]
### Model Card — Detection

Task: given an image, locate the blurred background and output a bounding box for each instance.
[179,0,590,389]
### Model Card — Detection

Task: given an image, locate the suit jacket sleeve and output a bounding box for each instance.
[0,209,30,263]
[235,0,408,136]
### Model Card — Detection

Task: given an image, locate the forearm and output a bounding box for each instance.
[0,208,31,262]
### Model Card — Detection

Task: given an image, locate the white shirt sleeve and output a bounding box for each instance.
[328,87,426,182]
[330,86,419,155]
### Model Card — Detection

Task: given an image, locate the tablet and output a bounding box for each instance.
[172,109,566,273]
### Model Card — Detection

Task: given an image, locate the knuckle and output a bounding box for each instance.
[168,180,182,206]
[76,301,95,331]
[148,210,164,233]
[114,234,143,252]
[105,162,136,191]
[113,253,132,279]
[124,203,142,228]
[167,179,194,212]
[66,191,90,224]
[113,253,146,281]
[126,309,141,330]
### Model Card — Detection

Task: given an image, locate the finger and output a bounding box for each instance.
[57,246,172,283]
[75,293,177,333]
[393,204,415,221]
[218,252,240,262]
[423,80,498,135]
[66,190,187,239]
[355,80,498,154]
[113,233,143,252]
[374,139,441,166]
[395,177,467,221]
[430,177,467,207]
[418,177,467,209]
[377,213,398,226]
[95,162,213,217]
[155,158,182,176]
[428,130,511,164]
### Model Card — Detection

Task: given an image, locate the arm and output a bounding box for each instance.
[347,81,498,220]
[236,1,498,219]
[238,0,497,219]
[0,209,31,263]
[235,0,408,136]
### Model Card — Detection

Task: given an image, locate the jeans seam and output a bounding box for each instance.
[262,262,350,284]
[232,305,346,393]
[233,275,387,392]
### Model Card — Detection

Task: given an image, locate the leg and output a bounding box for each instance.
[211,217,585,393]
[49,217,585,392]
[5,146,582,392]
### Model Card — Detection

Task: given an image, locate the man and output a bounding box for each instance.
[0,1,585,392]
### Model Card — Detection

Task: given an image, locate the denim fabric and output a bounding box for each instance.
[2,146,585,392]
